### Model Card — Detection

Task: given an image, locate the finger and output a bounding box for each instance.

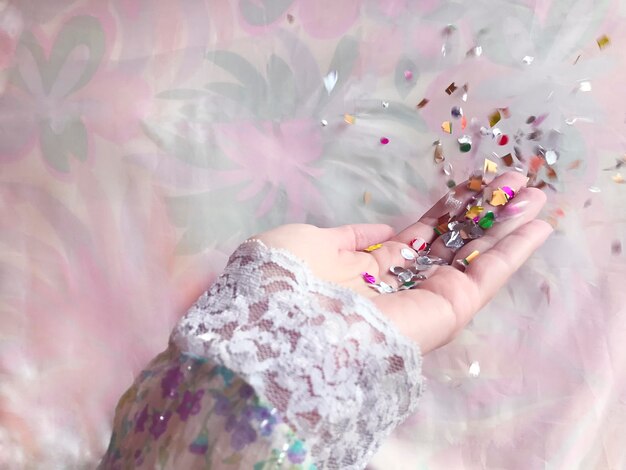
[465,219,553,303]
[451,187,546,266]
[428,171,529,261]
[327,224,395,251]
[391,178,481,246]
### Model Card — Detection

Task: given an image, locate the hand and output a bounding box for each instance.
[254,172,552,354]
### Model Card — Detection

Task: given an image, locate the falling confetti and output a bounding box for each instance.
[497,134,509,146]
[445,82,458,95]
[320,119,328,126]
[380,137,390,145]
[451,106,463,118]
[522,55,535,65]
[578,81,592,92]
[382,101,390,108]
[613,173,625,184]
[502,153,514,166]
[441,121,452,134]
[466,45,483,57]
[489,110,501,127]
[344,113,356,124]
[434,141,445,163]
[417,98,429,108]
[468,361,481,377]
[468,175,483,191]
[484,159,498,173]
[458,135,472,152]
[597,34,611,49]
[323,70,338,94]
[404,70,414,80]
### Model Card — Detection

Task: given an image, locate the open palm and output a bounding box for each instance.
[256,172,552,354]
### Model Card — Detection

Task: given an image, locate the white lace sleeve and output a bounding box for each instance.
[171,239,424,469]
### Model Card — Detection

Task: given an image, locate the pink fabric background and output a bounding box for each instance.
[1,0,625,468]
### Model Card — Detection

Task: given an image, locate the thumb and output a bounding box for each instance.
[326,224,395,251]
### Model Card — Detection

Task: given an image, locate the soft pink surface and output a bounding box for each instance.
[0,0,625,468]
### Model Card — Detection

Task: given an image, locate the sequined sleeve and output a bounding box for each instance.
[101,240,424,469]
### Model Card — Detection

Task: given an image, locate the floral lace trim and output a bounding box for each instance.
[172,239,424,469]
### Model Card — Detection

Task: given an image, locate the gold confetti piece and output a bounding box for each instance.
[445,82,457,95]
[490,188,509,206]
[613,173,625,184]
[417,98,429,109]
[441,121,452,133]
[344,113,356,124]
[502,153,514,167]
[465,206,484,219]
[468,174,483,191]
[597,34,611,49]
[364,243,383,252]
[434,141,445,163]
[363,191,371,204]
[488,110,501,127]
[483,158,498,173]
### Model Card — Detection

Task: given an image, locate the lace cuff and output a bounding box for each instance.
[172,239,424,469]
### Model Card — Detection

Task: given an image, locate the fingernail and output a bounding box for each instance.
[497,200,530,221]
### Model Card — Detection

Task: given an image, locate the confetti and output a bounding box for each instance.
[362,272,376,284]
[484,159,498,173]
[344,113,356,124]
[545,150,559,165]
[434,213,451,235]
[588,186,601,193]
[468,175,483,191]
[382,101,389,108]
[417,98,429,109]
[410,238,427,251]
[457,250,480,267]
[526,115,536,124]
[466,45,483,57]
[401,248,416,260]
[451,106,463,118]
[478,211,495,229]
[434,141,445,163]
[522,55,534,65]
[465,206,484,220]
[404,70,414,80]
[468,361,481,377]
[578,81,592,92]
[497,134,509,146]
[502,153,514,166]
[323,70,338,94]
[597,34,611,49]
[461,115,467,129]
[380,136,390,145]
[446,180,457,188]
[613,173,625,184]
[442,230,465,250]
[364,243,383,252]
[363,191,371,204]
[462,83,469,102]
[320,119,328,126]
[458,135,472,152]
[488,110,501,127]
[441,121,452,134]
[501,186,515,199]
[490,188,509,206]
[445,82,458,95]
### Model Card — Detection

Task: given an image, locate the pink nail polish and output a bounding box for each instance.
[498,200,529,221]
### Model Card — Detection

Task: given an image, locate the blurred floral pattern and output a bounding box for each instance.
[1,0,625,468]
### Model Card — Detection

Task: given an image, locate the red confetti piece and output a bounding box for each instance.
[497,134,509,146]
[380,137,389,145]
